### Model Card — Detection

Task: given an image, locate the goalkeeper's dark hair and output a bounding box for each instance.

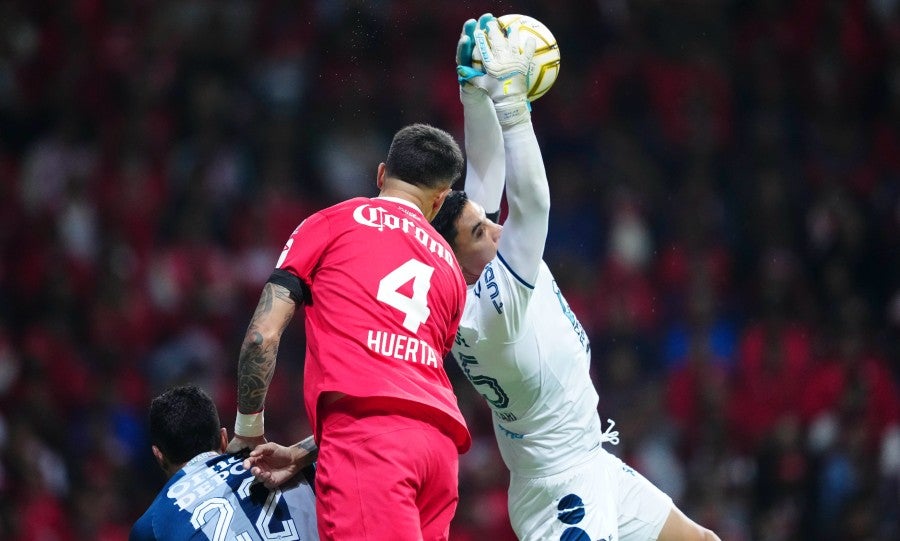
[149,385,221,465]
[386,124,464,189]
[432,190,469,247]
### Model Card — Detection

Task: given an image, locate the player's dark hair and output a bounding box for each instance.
[149,385,221,465]
[431,190,469,247]
[385,124,464,189]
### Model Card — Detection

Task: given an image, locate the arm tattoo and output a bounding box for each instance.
[237,329,272,413]
[237,283,296,413]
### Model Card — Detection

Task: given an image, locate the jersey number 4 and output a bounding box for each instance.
[377,259,435,334]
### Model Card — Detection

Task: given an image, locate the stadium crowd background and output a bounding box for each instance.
[0,0,898,539]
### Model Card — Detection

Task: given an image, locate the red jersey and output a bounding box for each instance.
[276,196,470,452]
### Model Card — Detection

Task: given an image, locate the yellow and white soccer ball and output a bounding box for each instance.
[471,14,561,101]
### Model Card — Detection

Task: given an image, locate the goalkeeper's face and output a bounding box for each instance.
[452,200,502,285]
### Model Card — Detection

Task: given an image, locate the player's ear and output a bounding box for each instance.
[152,445,168,471]
[433,186,452,214]
[376,163,387,190]
[218,427,228,453]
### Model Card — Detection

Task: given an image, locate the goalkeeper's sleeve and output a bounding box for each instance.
[496,120,550,287]
[461,88,505,219]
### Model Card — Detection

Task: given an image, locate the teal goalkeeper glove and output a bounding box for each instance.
[456,18,478,75]
[471,14,536,127]
[456,17,483,99]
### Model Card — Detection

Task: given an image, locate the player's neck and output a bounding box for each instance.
[462,268,481,285]
[165,450,218,477]
[378,186,430,218]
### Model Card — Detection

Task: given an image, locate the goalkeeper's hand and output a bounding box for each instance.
[456,17,493,114]
[471,14,536,127]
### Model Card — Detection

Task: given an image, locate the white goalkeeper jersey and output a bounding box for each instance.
[452,254,605,477]
[454,94,613,478]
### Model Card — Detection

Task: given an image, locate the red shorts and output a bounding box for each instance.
[315,398,460,541]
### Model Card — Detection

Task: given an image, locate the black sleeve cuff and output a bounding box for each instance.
[267,269,310,305]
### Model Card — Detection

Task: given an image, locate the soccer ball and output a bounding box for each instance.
[471,14,561,101]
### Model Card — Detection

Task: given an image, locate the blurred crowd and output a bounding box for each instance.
[0,1,898,540]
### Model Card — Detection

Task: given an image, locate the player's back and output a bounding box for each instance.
[454,258,602,476]
[298,197,464,372]
[276,196,470,451]
[130,452,317,540]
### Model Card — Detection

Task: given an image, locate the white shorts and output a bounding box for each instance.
[508,446,673,541]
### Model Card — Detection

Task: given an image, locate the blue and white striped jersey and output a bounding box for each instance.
[130,451,318,541]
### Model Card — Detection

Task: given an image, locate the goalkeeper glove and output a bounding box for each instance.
[471,15,536,127]
[456,17,484,101]
[457,17,497,120]
[456,18,478,75]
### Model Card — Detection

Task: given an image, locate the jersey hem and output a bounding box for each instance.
[318,394,472,453]
[505,436,606,479]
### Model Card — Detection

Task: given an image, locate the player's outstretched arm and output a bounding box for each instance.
[227,282,297,453]
[474,16,549,285]
[457,15,505,219]
[243,436,318,490]
[496,114,550,287]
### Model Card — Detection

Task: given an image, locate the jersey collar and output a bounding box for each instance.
[184,451,219,469]
[375,196,423,216]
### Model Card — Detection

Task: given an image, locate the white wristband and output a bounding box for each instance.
[234,410,265,438]
[495,100,531,128]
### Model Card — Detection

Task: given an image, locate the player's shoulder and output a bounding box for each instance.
[130,488,168,541]
[129,509,154,541]
[466,255,543,321]
[331,196,371,210]
[295,195,361,218]
[322,196,399,227]
[291,198,368,238]
[479,256,534,293]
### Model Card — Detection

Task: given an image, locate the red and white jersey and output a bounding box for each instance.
[276,196,470,452]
